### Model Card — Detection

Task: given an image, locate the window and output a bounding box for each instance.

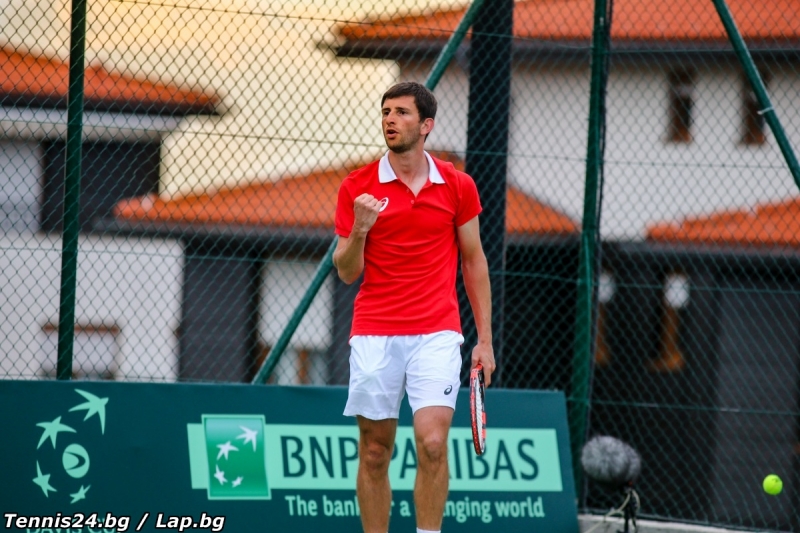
[0,139,42,233]
[741,67,771,146]
[39,322,120,379]
[667,68,695,143]
[648,273,689,373]
[272,347,328,385]
[259,261,333,384]
[40,141,160,233]
[0,141,41,233]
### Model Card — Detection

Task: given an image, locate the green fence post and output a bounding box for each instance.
[464,0,514,385]
[711,0,800,190]
[570,0,611,496]
[427,0,486,90]
[252,0,486,384]
[56,0,88,380]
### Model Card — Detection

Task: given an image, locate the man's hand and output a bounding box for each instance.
[332,194,382,284]
[472,341,496,387]
[353,194,381,235]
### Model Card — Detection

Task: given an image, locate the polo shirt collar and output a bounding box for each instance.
[378,151,445,184]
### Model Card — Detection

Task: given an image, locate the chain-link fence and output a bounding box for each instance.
[2,0,799,530]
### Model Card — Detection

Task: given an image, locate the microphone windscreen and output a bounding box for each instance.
[581,435,641,487]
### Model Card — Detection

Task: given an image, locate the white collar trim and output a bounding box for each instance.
[378,151,445,184]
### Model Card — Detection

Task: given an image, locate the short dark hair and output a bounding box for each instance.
[381,82,437,121]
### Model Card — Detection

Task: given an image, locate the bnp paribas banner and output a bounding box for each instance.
[0,381,578,533]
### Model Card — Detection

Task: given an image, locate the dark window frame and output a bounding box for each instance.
[667,68,696,144]
[741,66,772,146]
[40,140,161,234]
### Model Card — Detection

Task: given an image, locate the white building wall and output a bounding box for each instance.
[404,60,800,240]
[259,260,334,385]
[0,235,183,381]
[601,65,797,239]
[508,63,590,230]
[0,140,41,233]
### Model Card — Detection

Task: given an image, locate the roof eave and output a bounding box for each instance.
[95,217,336,256]
[101,216,579,249]
[334,38,449,61]
[335,37,800,63]
[0,93,224,117]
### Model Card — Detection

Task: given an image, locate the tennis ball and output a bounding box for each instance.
[763,474,783,495]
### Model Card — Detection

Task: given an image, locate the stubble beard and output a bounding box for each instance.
[384,129,422,154]
[387,140,413,154]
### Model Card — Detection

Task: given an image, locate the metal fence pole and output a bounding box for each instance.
[570,0,611,496]
[464,0,514,386]
[56,0,88,380]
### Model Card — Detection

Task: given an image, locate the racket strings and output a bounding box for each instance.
[471,365,487,455]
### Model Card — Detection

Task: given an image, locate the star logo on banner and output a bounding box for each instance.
[69,390,109,434]
[36,417,76,449]
[32,388,110,504]
[236,426,258,451]
[214,465,227,485]
[70,485,91,504]
[33,461,57,497]
[191,415,270,500]
[216,441,238,460]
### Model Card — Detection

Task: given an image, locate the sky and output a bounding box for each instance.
[2,0,464,196]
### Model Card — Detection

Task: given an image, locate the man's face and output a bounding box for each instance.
[381,95,433,153]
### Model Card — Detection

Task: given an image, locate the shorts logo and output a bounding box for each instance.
[444,385,453,395]
[378,197,389,212]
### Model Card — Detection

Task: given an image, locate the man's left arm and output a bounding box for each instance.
[457,216,496,386]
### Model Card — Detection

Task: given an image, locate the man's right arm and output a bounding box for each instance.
[333,232,367,285]
[333,193,381,284]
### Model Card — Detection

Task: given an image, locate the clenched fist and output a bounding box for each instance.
[352,194,381,235]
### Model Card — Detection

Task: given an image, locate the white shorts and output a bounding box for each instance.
[343,330,464,420]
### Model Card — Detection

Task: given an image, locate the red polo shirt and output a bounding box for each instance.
[335,152,482,337]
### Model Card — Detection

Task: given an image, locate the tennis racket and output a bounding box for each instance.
[470,363,486,455]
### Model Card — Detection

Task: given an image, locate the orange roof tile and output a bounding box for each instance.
[114,153,578,236]
[1,46,221,115]
[647,198,800,247]
[338,0,800,44]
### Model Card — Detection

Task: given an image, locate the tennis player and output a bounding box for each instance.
[333,81,495,533]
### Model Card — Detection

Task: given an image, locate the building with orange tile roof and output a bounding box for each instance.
[330,6,798,528]
[648,196,800,248]
[107,152,579,384]
[329,0,800,241]
[112,151,577,240]
[335,0,800,57]
[1,45,220,116]
[1,44,224,233]
[0,44,224,382]
[592,189,800,529]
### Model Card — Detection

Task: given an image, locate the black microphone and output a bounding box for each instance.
[581,435,641,489]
